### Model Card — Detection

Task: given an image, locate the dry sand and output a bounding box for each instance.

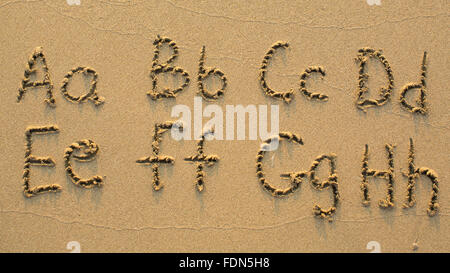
[0,0,449,252]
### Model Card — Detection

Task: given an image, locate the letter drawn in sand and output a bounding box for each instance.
[260,133,339,220]
[23,125,61,197]
[308,154,340,221]
[259,41,294,103]
[64,139,104,188]
[61,66,105,105]
[403,138,439,216]
[136,121,180,191]
[355,48,394,111]
[197,46,227,101]
[148,35,190,100]
[17,47,56,106]
[399,52,428,114]
[184,127,219,192]
[360,144,395,208]
[299,66,328,101]
[258,132,305,196]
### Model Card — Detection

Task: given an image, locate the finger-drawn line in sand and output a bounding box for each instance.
[17,47,56,106]
[258,132,305,196]
[23,125,61,197]
[184,127,219,192]
[279,153,340,221]
[136,121,180,191]
[197,46,227,101]
[148,35,190,100]
[259,41,295,103]
[259,133,340,220]
[259,42,329,104]
[399,52,428,114]
[299,66,328,101]
[360,144,395,208]
[355,47,394,111]
[64,139,104,188]
[402,138,439,216]
[61,66,105,105]
[309,154,340,220]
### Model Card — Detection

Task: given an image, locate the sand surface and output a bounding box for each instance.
[0,0,449,252]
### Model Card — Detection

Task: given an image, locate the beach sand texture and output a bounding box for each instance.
[0,0,449,252]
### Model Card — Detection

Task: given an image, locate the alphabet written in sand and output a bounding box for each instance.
[15,37,440,220]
